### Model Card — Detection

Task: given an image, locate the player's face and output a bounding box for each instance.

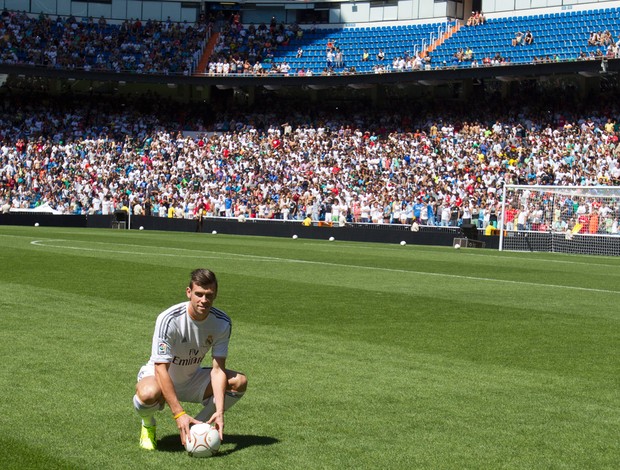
[187,282,217,320]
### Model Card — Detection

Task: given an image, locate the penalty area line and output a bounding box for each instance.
[29,239,280,262]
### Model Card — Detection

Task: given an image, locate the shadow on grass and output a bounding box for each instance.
[157,433,279,456]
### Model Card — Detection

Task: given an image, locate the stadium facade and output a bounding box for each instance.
[5,0,620,25]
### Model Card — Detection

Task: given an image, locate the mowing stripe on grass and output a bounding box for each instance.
[30,238,620,295]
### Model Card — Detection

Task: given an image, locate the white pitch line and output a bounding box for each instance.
[29,239,620,295]
[29,240,274,262]
[6,231,619,269]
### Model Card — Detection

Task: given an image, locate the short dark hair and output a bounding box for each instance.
[189,268,218,291]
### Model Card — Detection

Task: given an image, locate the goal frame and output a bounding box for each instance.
[499,184,620,256]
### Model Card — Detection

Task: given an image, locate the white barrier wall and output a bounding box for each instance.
[2,0,620,24]
[483,0,620,14]
[4,0,198,22]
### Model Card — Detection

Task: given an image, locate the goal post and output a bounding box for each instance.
[499,185,620,256]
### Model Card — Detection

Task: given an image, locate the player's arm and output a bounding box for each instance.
[207,356,227,440]
[154,362,198,445]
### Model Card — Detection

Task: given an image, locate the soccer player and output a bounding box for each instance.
[132,268,247,450]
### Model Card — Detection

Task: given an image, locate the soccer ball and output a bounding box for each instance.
[34,222,40,227]
[329,236,335,242]
[212,230,217,235]
[292,234,298,239]
[400,240,406,246]
[237,214,246,223]
[139,226,144,230]
[185,423,220,458]
[454,243,461,250]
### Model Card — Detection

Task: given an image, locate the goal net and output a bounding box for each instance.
[499,185,620,256]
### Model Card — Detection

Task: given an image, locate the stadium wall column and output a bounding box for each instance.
[460,78,474,100]
[306,88,319,102]
[233,88,252,106]
[500,80,513,99]
[578,75,601,99]
[462,0,474,19]
[191,85,210,102]
[246,87,256,106]
[369,85,380,106]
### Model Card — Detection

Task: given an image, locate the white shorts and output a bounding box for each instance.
[137,364,212,404]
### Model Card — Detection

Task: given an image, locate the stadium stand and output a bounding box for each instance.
[1,78,620,231]
[1,6,620,232]
[207,20,454,75]
[432,8,620,66]
[203,7,620,75]
[0,10,210,75]
[1,7,619,76]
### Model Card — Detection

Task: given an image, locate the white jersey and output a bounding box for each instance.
[148,301,231,386]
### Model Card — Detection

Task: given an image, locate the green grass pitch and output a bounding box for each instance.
[0,225,619,469]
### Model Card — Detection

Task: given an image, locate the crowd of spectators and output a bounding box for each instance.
[451,47,475,64]
[584,30,620,59]
[1,82,620,232]
[206,14,580,74]
[207,15,302,75]
[512,30,534,47]
[587,30,615,47]
[0,9,209,75]
[1,7,617,79]
[465,12,486,27]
